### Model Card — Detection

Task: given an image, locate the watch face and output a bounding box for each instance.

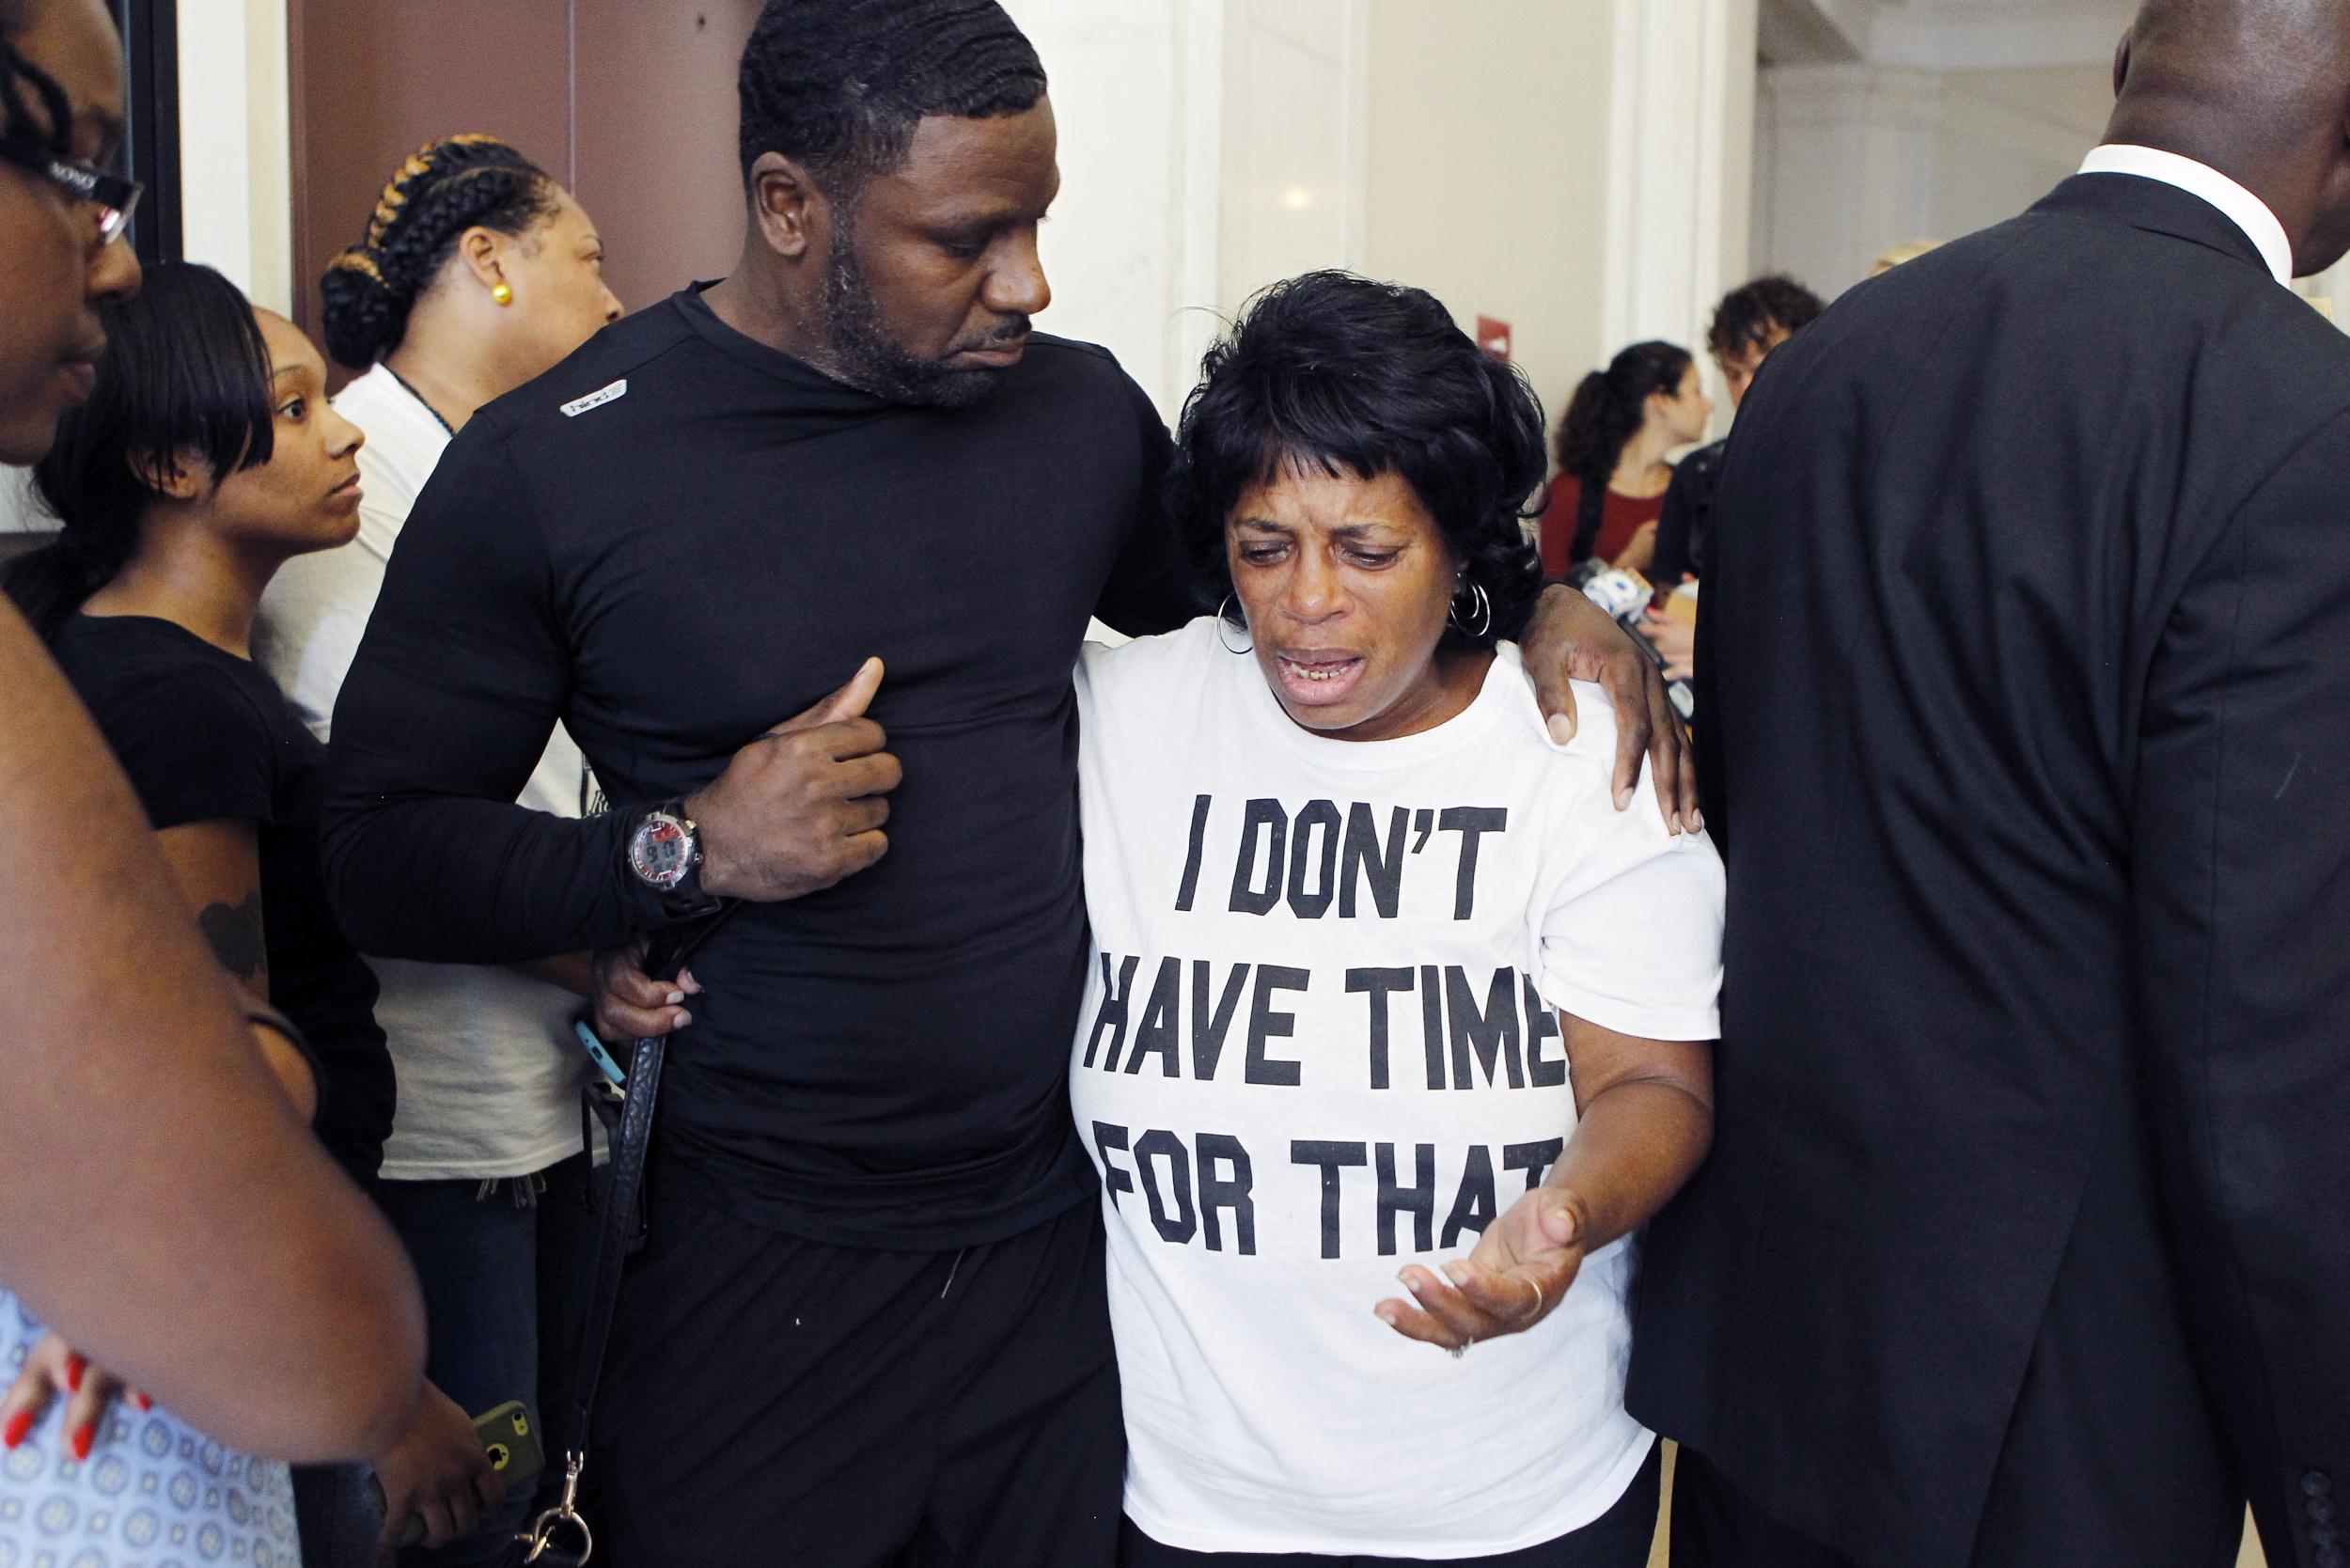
[630,814,694,890]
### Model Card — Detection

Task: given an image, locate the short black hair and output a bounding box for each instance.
[1707,274,1825,366]
[318,134,559,368]
[5,262,275,641]
[736,0,1046,197]
[1165,271,1548,651]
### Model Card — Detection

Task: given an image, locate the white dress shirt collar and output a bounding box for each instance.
[2078,144,2294,287]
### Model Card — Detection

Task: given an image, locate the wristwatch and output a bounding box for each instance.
[626,802,717,915]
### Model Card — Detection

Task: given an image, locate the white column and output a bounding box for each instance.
[1219,1,1371,311]
[1602,0,1760,413]
[175,0,293,313]
[1003,0,1230,423]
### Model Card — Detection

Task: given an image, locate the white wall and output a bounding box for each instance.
[1603,0,1759,432]
[1929,66,2108,250]
[1218,0,1368,309]
[1755,59,2109,300]
[1001,0,1226,423]
[1007,0,1374,424]
[1361,0,1610,433]
[1017,0,1756,439]
[176,0,293,312]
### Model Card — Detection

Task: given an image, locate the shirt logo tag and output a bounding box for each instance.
[560,379,628,417]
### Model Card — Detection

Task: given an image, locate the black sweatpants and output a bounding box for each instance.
[589,1184,1122,1566]
[1118,1444,1662,1567]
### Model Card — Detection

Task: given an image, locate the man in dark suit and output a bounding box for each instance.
[1632,4,2350,1566]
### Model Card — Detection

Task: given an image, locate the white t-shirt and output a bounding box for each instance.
[1070,618,1724,1558]
[256,363,592,1181]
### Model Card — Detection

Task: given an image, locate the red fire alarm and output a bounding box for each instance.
[1476,315,1512,362]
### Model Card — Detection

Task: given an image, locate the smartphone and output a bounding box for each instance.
[572,1020,628,1088]
[372,1399,548,1547]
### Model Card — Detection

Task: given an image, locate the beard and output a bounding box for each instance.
[820,212,1030,410]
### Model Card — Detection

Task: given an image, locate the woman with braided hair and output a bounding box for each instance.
[265,135,619,734]
[255,135,618,1568]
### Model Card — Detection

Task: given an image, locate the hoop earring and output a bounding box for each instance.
[1215,595,1254,654]
[1448,581,1494,639]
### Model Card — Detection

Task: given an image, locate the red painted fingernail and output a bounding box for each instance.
[70,1421,93,1462]
[64,1354,86,1393]
[3,1409,31,1449]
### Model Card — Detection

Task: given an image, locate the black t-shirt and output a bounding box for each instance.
[52,614,393,1184]
[1651,437,1724,587]
[324,286,1196,1248]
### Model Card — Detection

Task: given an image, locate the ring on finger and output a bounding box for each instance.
[1521,1278,1544,1321]
[1447,1337,1475,1361]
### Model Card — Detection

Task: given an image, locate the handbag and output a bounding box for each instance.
[522,903,739,1567]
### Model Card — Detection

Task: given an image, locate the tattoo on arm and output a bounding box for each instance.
[197,892,267,981]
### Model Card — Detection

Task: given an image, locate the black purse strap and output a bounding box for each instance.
[523,904,739,1566]
[1571,475,1609,566]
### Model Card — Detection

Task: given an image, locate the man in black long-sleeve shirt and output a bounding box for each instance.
[323,2,1689,1560]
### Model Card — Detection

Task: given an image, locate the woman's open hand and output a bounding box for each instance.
[1375,1186,1587,1354]
[1,1331,146,1460]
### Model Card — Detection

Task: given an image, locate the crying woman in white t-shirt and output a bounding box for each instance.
[1070,272,1724,1566]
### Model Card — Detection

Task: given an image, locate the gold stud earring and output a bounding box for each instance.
[491,282,513,306]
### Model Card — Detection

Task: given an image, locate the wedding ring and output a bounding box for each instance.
[1448,1338,1473,1360]
[1523,1278,1545,1321]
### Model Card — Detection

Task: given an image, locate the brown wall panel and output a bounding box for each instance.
[289,0,572,344]
[570,0,762,314]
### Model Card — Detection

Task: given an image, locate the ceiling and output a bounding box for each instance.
[1759,0,2138,71]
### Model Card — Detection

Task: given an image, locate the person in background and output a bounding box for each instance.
[1089,272,1722,1566]
[1640,275,1826,682]
[0,262,462,1563]
[257,132,621,1568]
[0,0,425,1478]
[1870,239,1940,276]
[1537,341,1711,580]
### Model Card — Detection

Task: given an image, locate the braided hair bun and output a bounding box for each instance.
[319,133,558,368]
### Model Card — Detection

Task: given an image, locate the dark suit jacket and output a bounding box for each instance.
[1632,173,2350,1567]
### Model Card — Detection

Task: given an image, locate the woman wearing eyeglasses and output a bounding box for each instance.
[0,0,430,1529]
[0,0,138,463]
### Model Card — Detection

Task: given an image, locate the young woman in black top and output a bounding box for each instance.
[0,260,503,1553]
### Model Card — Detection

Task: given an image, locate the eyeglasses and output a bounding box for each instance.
[0,134,142,246]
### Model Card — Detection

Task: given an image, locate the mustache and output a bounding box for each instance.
[959,316,1031,352]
